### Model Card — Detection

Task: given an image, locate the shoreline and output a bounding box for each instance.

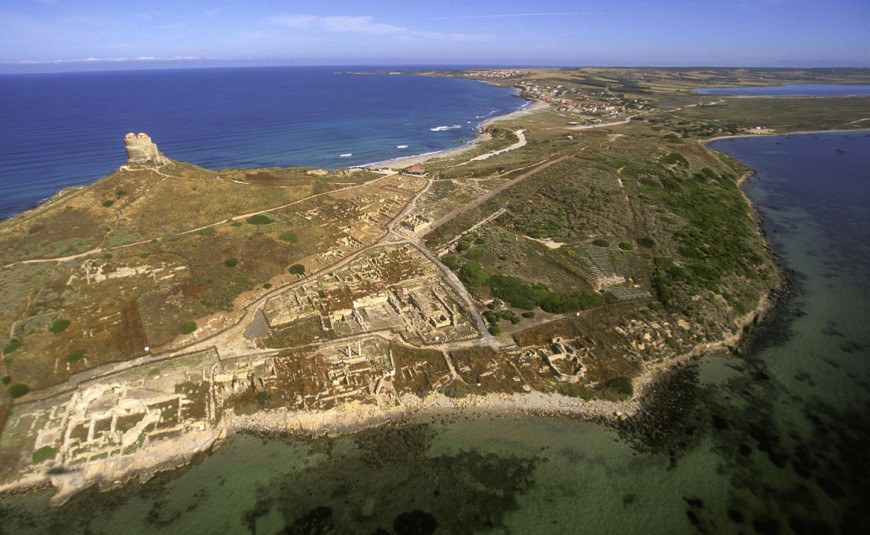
[368,101,548,170]
[703,127,870,145]
[0,99,787,507]
[0,279,778,506]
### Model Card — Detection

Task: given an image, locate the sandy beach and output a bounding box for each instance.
[371,101,549,170]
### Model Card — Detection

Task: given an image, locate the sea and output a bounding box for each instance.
[0,66,526,220]
[1,76,869,534]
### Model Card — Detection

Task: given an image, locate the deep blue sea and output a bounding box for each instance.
[695,83,870,96]
[0,66,525,220]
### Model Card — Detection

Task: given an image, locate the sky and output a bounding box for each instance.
[1,0,868,73]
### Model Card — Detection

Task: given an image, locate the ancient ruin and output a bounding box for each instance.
[124,133,168,165]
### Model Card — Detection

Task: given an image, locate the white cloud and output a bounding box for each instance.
[430,12,592,20]
[1,56,201,65]
[268,14,481,41]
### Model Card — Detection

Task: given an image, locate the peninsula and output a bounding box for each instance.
[2,67,869,504]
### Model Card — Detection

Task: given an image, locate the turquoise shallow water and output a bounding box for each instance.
[1,125,868,532]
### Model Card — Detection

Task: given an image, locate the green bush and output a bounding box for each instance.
[441,255,459,270]
[180,321,197,334]
[279,231,299,243]
[8,383,30,398]
[660,152,689,167]
[592,238,610,247]
[289,264,305,275]
[458,262,490,287]
[488,324,501,336]
[246,213,277,225]
[465,249,484,260]
[102,199,114,207]
[255,391,271,404]
[65,349,86,363]
[600,377,634,400]
[115,189,127,197]
[522,311,535,318]
[618,242,634,250]
[224,257,239,267]
[3,339,22,354]
[456,240,471,252]
[638,237,656,248]
[31,446,57,463]
[1,376,10,385]
[49,318,70,333]
[576,290,603,309]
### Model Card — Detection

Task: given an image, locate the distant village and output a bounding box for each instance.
[461,69,649,121]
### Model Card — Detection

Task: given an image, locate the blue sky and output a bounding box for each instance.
[1,0,868,72]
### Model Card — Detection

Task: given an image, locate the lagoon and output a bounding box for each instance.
[695,83,870,96]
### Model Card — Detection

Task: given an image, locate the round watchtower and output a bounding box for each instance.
[124,132,167,165]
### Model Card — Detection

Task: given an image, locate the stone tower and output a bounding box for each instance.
[124,133,168,165]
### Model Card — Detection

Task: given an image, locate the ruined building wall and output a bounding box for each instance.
[124,133,169,165]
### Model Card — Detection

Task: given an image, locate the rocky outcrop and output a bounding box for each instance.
[124,132,169,166]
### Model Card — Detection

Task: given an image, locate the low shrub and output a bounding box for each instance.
[7,383,30,398]
[3,340,22,354]
[65,349,85,363]
[600,377,634,400]
[279,231,298,243]
[180,321,197,334]
[246,213,277,225]
[49,318,70,333]
[32,446,57,463]
[441,255,459,270]
[638,237,656,248]
[465,249,484,260]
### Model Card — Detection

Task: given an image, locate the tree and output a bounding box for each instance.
[458,262,490,287]
[279,231,299,242]
[246,213,276,225]
[65,349,86,363]
[289,264,305,275]
[180,321,197,334]
[7,383,30,398]
[49,318,70,333]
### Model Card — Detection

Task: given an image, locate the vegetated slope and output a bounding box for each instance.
[0,161,375,391]
[425,111,778,378]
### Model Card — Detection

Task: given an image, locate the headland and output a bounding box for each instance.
[1,66,869,504]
